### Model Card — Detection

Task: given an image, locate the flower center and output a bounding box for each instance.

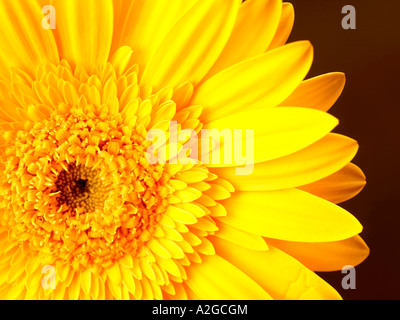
[0,55,225,275]
[0,55,181,269]
[0,107,174,269]
[55,165,106,212]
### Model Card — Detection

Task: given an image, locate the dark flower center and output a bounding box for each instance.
[55,165,107,212]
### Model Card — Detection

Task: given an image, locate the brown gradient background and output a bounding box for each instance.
[286,0,400,299]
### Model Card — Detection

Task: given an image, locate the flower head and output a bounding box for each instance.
[0,0,368,300]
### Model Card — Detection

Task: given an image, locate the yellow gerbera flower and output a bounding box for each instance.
[0,0,368,300]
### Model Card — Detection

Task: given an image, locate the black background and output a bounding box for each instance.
[286,0,400,299]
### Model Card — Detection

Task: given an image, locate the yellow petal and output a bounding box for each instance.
[107,278,122,300]
[141,0,241,91]
[0,265,10,287]
[119,254,134,268]
[67,272,80,300]
[141,276,154,300]
[25,265,44,298]
[204,184,231,200]
[175,171,209,184]
[51,0,113,70]
[96,276,105,300]
[147,238,172,259]
[280,73,346,112]
[106,262,122,285]
[149,277,163,300]
[215,221,269,251]
[298,163,366,204]
[111,0,132,54]
[115,0,198,76]
[121,285,130,300]
[158,238,185,260]
[6,281,26,300]
[148,101,177,129]
[0,0,59,77]
[80,269,92,296]
[266,235,370,272]
[267,2,294,50]
[166,205,197,225]
[204,107,338,166]
[140,261,155,282]
[131,259,143,280]
[120,265,136,295]
[53,282,67,300]
[192,41,314,123]
[162,225,183,242]
[173,82,194,111]
[173,188,202,204]
[173,203,206,219]
[194,237,216,256]
[218,189,363,242]
[185,255,272,300]
[109,46,134,77]
[212,237,341,300]
[203,0,282,81]
[211,133,358,190]
[155,256,181,278]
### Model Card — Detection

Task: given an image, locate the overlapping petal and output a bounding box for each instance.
[114,0,198,75]
[280,73,346,112]
[267,2,294,50]
[0,0,59,78]
[267,235,370,272]
[192,41,314,123]
[299,163,367,204]
[212,237,342,300]
[217,189,363,242]
[204,107,338,166]
[48,0,114,70]
[203,0,282,81]
[141,0,242,91]
[185,255,272,300]
[210,133,358,190]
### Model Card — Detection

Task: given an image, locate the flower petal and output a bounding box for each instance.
[80,269,92,296]
[215,221,269,251]
[298,163,366,204]
[141,0,241,91]
[212,237,342,300]
[266,235,370,272]
[115,0,198,75]
[267,2,294,50]
[51,0,113,69]
[111,0,138,54]
[203,0,282,81]
[185,254,272,300]
[218,189,363,242]
[280,73,346,112]
[68,272,81,300]
[211,133,358,190]
[0,0,59,77]
[204,107,338,166]
[192,41,314,123]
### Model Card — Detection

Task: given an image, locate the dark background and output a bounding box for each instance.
[286,0,400,299]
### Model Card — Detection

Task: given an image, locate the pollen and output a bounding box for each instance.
[55,165,106,212]
[0,89,173,270]
[0,55,227,291]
